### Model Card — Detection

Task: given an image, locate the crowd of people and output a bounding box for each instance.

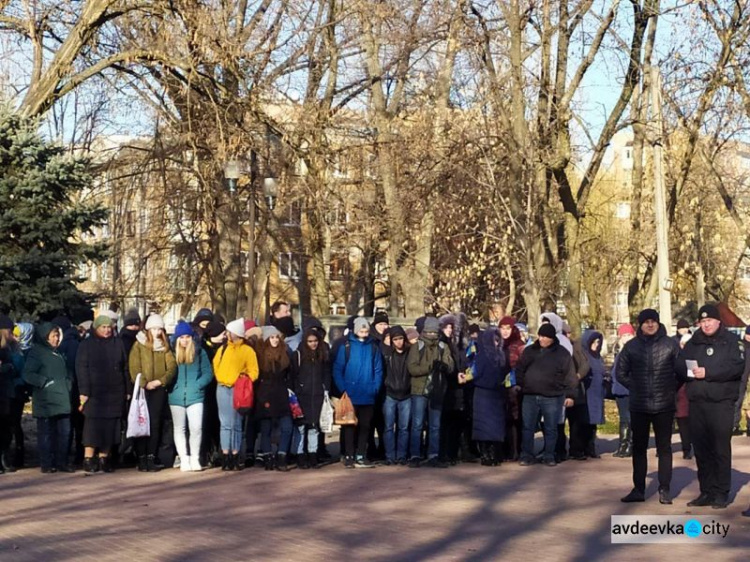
[0,301,749,515]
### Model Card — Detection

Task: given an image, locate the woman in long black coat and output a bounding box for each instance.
[472,329,508,466]
[291,327,331,469]
[75,315,130,473]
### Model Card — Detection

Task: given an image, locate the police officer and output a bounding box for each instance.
[677,304,744,509]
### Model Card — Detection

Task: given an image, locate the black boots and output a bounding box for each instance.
[687,493,714,507]
[308,452,319,469]
[138,456,148,472]
[145,455,161,472]
[83,457,99,474]
[221,453,231,471]
[263,453,275,471]
[621,488,645,503]
[276,453,289,472]
[0,450,16,473]
[297,453,310,470]
[613,424,630,458]
[658,487,672,505]
[99,457,114,473]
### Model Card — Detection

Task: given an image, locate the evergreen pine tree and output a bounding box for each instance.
[0,106,107,319]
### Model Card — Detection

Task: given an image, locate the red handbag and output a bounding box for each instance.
[233,375,254,414]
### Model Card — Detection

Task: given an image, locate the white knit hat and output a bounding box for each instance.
[145,314,165,331]
[226,318,245,338]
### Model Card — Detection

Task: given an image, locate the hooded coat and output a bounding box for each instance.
[472,330,508,442]
[129,333,177,388]
[581,330,606,425]
[22,324,72,418]
[290,329,332,426]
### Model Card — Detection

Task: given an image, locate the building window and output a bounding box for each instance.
[739,263,750,281]
[329,253,350,281]
[278,252,301,280]
[241,251,261,278]
[616,288,629,307]
[282,200,302,226]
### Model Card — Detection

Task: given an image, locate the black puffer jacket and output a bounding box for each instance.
[676,327,744,403]
[616,324,679,413]
[515,340,578,398]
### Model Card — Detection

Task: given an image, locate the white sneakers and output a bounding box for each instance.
[177,454,203,472]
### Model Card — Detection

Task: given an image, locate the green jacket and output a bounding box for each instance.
[129,338,177,388]
[22,323,72,418]
[407,336,453,396]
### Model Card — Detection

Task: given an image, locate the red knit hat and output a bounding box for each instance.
[499,316,516,327]
[244,319,257,332]
[617,323,635,337]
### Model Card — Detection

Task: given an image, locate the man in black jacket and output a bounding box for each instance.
[617,308,680,505]
[382,326,411,465]
[676,304,744,509]
[515,324,577,467]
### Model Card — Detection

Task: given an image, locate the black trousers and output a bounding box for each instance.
[367,395,386,459]
[690,401,734,498]
[631,410,674,493]
[441,409,467,461]
[342,405,374,457]
[134,387,166,457]
[567,404,590,457]
[677,417,691,453]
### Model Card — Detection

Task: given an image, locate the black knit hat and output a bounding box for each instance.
[204,320,226,338]
[0,314,14,330]
[676,318,690,329]
[637,308,660,325]
[373,311,389,326]
[697,304,720,321]
[538,324,557,339]
[122,308,142,328]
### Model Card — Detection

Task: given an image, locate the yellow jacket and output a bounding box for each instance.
[212,340,259,387]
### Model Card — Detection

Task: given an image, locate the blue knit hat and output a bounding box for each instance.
[174,320,194,339]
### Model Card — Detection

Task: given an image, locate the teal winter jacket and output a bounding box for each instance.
[168,348,214,407]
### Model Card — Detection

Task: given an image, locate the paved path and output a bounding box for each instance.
[1,436,749,561]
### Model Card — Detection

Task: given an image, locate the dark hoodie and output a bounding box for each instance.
[515,336,577,398]
[22,323,72,418]
[383,326,411,400]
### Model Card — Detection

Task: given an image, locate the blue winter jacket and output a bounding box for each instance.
[168,348,214,407]
[333,333,383,406]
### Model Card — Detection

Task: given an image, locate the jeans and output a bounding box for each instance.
[631,410,674,493]
[37,415,71,470]
[217,385,244,452]
[383,396,411,461]
[522,394,563,462]
[170,403,203,460]
[260,416,293,454]
[297,425,319,454]
[410,395,441,460]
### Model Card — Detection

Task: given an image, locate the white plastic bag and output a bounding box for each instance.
[126,373,150,439]
[319,390,334,434]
